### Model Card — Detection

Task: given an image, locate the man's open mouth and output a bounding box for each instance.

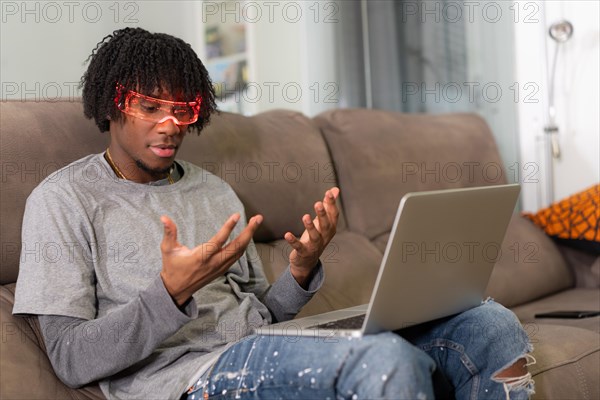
[150,145,176,158]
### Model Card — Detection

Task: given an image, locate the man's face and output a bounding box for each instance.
[108,89,191,183]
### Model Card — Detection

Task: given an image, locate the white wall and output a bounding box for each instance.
[244,1,338,116]
[514,0,600,211]
[245,2,304,114]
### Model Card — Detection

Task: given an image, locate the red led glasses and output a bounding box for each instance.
[114,84,201,125]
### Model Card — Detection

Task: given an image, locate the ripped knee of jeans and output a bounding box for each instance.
[492,354,536,400]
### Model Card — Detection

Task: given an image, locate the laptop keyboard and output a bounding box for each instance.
[307,314,366,330]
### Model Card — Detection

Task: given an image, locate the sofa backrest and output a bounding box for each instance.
[1,101,575,309]
[1,101,108,284]
[314,108,509,241]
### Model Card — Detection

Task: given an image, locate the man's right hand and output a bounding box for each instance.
[159,213,263,306]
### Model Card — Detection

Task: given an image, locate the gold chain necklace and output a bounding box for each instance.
[104,148,174,184]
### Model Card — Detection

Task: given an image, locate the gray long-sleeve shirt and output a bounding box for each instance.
[13,154,322,399]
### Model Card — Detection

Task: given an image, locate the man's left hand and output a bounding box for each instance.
[285,187,340,287]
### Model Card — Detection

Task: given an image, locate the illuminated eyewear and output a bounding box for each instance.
[114,84,201,125]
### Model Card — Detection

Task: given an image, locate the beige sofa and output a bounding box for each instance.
[1,100,598,399]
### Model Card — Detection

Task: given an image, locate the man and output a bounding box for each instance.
[14,28,534,399]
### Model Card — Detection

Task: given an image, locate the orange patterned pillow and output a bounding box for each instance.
[523,184,600,254]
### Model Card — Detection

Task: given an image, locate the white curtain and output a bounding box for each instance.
[336,0,469,113]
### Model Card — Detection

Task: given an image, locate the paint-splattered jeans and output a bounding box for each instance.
[186,300,534,399]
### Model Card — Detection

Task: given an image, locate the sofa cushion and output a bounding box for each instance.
[528,324,599,399]
[314,109,506,239]
[511,288,600,333]
[485,215,573,308]
[178,110,346,243]
[0,101,108,285]
[557,245,600,289]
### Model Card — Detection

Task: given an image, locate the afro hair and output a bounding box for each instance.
[80,27,217,133]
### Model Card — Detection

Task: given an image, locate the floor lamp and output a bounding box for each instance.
[544,20,574,203]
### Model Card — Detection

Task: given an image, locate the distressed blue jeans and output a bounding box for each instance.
[186,300,534,399]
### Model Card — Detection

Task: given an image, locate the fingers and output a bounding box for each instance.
[227,215,262,245]
[302,213,322,243]
[160,215,179,252]
[285,231,303,251]
[233,215,263,247]
[208,213,241,249]
[313,187,340,237]
[315,201,330,232]
[323,187,340,226]
[199,213,242,261]
[217,214,263,265]
[327,187,340,200]
[285,213,321,252]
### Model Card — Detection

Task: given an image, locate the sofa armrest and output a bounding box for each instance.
[484,215,574,308]
[555,244,600,289]
[0,284,105,400]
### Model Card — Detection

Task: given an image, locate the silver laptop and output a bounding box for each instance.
[255,184,520,338]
